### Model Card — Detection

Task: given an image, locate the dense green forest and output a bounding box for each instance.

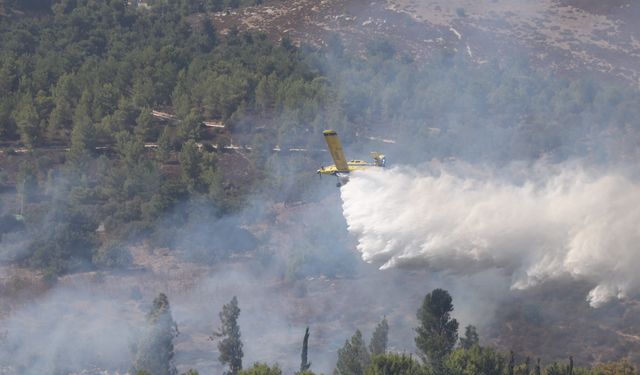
[1,0,640,278]
[0,0,329,277]
[0,0,639,282]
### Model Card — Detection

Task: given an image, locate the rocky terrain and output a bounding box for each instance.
[209,0,640,85]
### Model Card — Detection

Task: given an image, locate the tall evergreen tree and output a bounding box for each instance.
[134,107,153,141]
[568,356,573,375]
[47,74,76,142]
[177,109,202,142]
[300,327,311,373]
[369,317,389,356]
[335,329,370,375]
[157,125,174,162]
[133,293,179,375]
[68,90,96,162]
[14,94,41,148]
[508,351,515,375]
[47,98,72,142]
[459,325,479,349]
[214,296,243,375]
[415,289,459,370]
[115,131,145,168]
[179,140,203,192]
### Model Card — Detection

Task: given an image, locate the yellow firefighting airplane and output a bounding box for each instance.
[317,130,386,186]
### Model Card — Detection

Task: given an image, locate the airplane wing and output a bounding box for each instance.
[323,130,349,172]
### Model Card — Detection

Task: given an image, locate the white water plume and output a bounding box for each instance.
[340,163,640,307]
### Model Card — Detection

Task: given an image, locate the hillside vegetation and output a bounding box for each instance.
[1,0,639,276]
[1,1,640,372]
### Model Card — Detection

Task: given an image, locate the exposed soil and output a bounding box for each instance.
[208,0,640,85]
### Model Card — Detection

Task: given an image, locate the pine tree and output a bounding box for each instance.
[157,126,173,162]
[177,109,202,142]
[115,131,145,168]
[47,74,77,142]
[134,107,153,141]
[300,327,311,372]
[415,289,459,370]
[459,325,479,349]
[68,90,96,162]
[255,74,277,114]
[133,293,179,375]
[179,140,202,192]
[14,94,41,148]
[214,296,243,375]
[48,98,72,142]
[369,317,388,356]
[335,329,370,375]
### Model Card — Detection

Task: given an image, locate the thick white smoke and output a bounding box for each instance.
[340,163,640,307]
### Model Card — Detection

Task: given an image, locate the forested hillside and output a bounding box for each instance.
[1,1,640,373]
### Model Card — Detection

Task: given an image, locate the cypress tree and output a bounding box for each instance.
[300,327,311,372]
[508,351,515,375]
[568,356,573,375]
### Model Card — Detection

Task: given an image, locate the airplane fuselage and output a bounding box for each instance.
[316,160,377,176]
[317,130,385,186]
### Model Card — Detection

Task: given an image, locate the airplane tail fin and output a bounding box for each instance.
[370,152,386,167]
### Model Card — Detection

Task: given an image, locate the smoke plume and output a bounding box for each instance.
[0,283,136,375]
[340,162,640,307]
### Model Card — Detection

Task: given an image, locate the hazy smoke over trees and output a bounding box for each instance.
[2,0,640,373]
[133,293,179,375]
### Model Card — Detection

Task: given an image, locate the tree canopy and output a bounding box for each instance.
[415,289,459,368]
[215,296,244,375]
